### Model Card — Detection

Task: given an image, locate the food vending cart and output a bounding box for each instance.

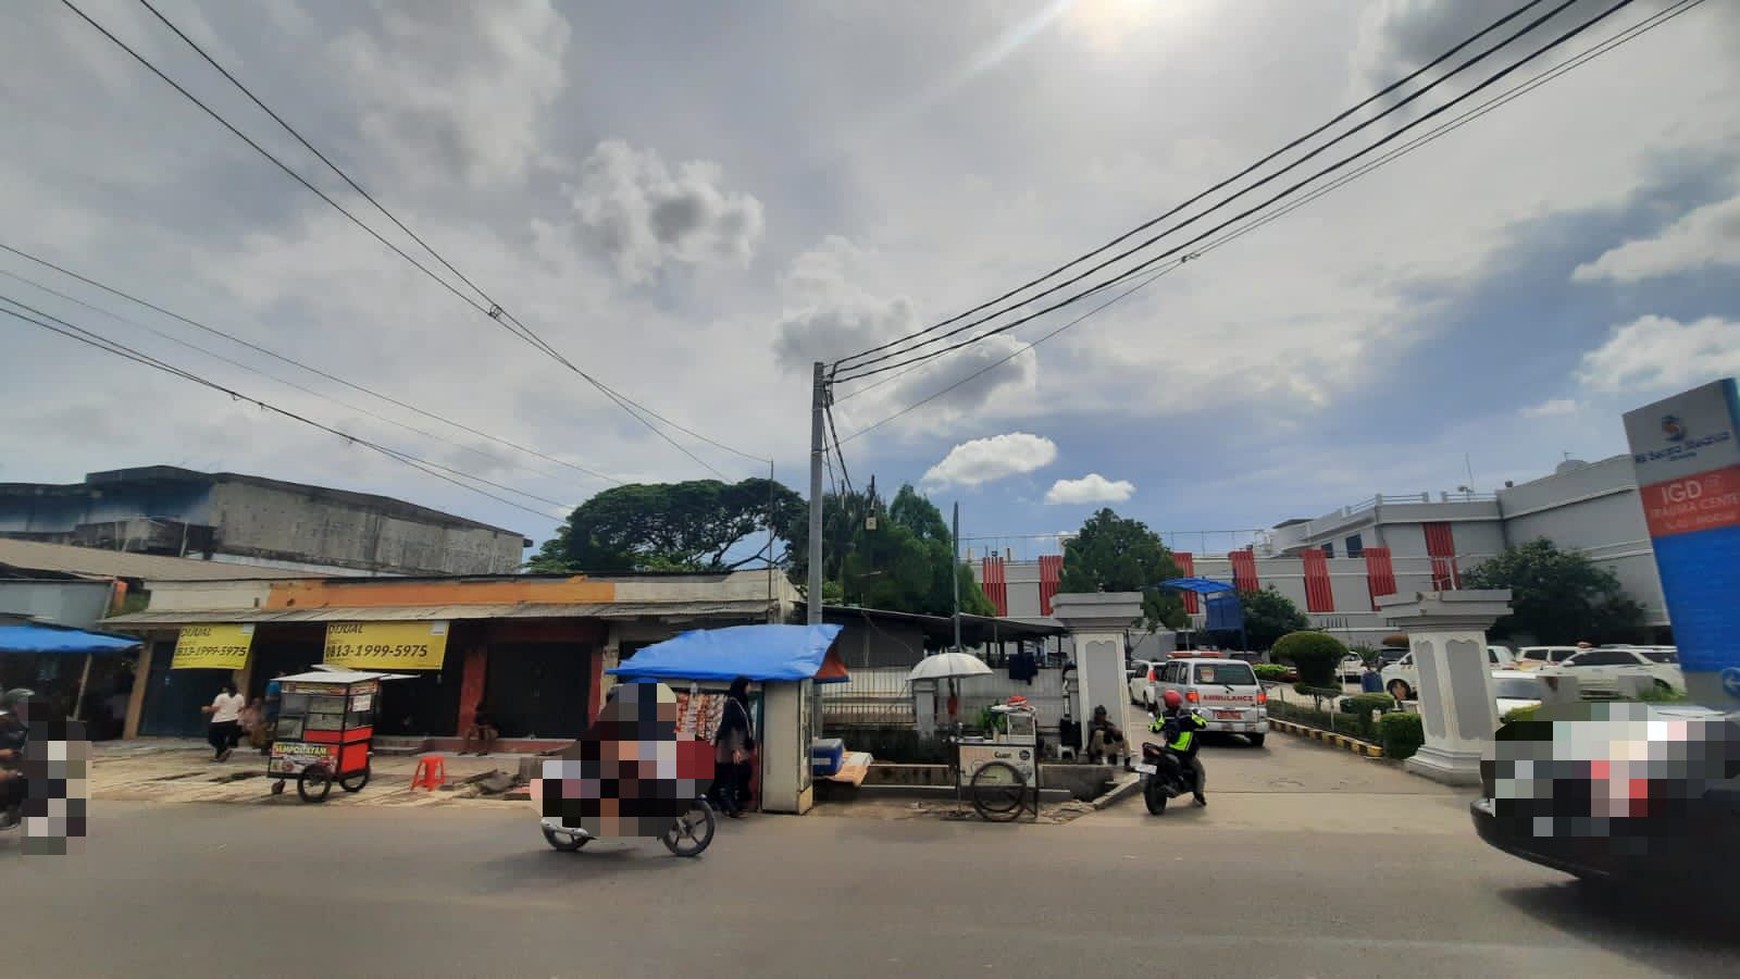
[953,699,1041,822]
[266,669,410,803]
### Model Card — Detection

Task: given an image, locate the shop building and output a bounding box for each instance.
[103,570,798,744]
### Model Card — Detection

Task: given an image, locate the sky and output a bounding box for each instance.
[2,0,1737,562]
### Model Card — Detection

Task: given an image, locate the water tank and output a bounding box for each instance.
[1554,459,1589,474]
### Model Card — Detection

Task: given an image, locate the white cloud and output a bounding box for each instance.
[1521,398,1578,417]
[1572,193,1740,284]
[1577,315,1740,393]
[333,0,572,186]
[922,433,1058,488]
[566,140,766,284]
[1044,473,1136,505]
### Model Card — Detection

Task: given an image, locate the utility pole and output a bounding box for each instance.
[951,500,962,652]
[807,362,826,626]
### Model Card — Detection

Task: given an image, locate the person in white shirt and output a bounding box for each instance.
[202,683,245,762]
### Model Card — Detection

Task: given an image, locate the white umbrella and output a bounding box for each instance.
[907,652,992,682]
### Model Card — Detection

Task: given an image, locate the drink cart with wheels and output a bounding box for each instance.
[953,698,1041,821]
[266,669,411,803]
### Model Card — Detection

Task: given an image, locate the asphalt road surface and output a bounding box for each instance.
[10,732,1737,978]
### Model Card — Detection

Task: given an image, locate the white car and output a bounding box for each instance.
[1540,647,1684,696]
[1382,645,1519,702]
[1337,654,1368,684]
[1152,656,1267,747]
[1127,659,1156,707]
[1514,646,1581,671]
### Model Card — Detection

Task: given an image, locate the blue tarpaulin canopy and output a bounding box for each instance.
[1156,577,1236,595]
[0,621,143,655]
[607,624,850,684]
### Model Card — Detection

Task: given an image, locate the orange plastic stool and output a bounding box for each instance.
[411,755,447,791]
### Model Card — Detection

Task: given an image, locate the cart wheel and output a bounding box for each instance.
[970,761,1028,822]
[542,825,588,852]
[339,766,371,793]
[662,797,717,857]
[270,779,285,796]
[297,765,334,804]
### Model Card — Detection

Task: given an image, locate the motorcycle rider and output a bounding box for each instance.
[0,688,33,827]
[1150,689,1208,807]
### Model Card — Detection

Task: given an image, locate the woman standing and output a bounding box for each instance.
[712,677,755,818]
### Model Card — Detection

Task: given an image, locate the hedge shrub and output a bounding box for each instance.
[1270,700,1364,737]
[1376,712,1425,759]
[1253,663,1291,682]
[1272,631,1348,687]
[1500,704,1540,725]
[1338,692,1398,740]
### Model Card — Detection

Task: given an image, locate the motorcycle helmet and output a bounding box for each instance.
[1162,689,1184,710]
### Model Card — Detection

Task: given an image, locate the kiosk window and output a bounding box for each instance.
[306,712,345,731]
[275,717,305,739]
[280,693,310,715]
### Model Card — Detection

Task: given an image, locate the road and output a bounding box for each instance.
[10,732,1737,978]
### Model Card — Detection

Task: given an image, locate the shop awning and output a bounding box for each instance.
[609,624,850,684]
[0,621,144,655]
[102,599,777,628]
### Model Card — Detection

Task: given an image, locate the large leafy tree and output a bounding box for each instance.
[1230,587,1311,652]
[529,477,803,573]
[1058,509,1186,631]
[1461,538,1645,644]
[787,482,995,620]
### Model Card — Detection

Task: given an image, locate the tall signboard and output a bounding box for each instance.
[1622,378,1740,709]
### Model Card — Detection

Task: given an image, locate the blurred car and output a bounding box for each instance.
[1514,645,1581,671]
[1381,645,1519,701]
[1127,659,1155,707]
[1490,669,1546,716]
[1539,647,1684,697]
[1337,654,1368,684]
[1470,701,1740,893]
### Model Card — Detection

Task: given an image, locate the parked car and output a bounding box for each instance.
[1539,647,1684,696]
[1514,645,1581,671]
[1337,654,1368,684]
[1127,659,1155,707]
[1471,701,1740,894]
[1152,657,1267,747]
[1381,645,1519,701]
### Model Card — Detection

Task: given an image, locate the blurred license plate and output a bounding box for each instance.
[1214,710,1241,720]
[1134,763,1157,775]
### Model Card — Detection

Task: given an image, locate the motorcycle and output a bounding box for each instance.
[1135,741,1197,815]
[540,796,718,858]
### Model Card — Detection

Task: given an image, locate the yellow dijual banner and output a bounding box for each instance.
[323,621,449,671]
[171,623,255,670]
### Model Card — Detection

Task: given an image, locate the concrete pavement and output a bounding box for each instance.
[12,729,1737,977]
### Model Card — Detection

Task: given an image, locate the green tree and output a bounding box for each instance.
[536,477,803,573]
[1462,538,1645,644]
[1058,509,1186,631]
[787,482,995,621]
[1211,586,1310,652]
[1271,630,1347,687]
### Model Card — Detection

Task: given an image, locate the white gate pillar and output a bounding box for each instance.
[1378,590,1513,786]
[1049,592,1143,750]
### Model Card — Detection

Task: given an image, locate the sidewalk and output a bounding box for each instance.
[90,739,539,809]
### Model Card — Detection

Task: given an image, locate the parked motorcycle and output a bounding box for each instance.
[1135,741,1197,815]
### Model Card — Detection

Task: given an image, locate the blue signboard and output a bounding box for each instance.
[1622,378,1740,709]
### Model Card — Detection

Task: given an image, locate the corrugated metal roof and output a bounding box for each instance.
[102,599,776,627]
[0,539,315,581]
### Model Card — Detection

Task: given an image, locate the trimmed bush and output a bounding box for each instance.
[1338,692,1398,740]
[1376,712,1425,759]
[1500,704,1539,724]
[1253,663,1291,682]
[1272,631,1348,687]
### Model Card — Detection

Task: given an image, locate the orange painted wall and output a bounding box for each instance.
[265,576,615,609]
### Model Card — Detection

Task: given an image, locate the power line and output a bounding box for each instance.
[835,0,1698,442]
[2,299,570,520]
[65,0,765,475]
[828,0,1561,372]
[0,241,624,487]
[832,0,1640,385]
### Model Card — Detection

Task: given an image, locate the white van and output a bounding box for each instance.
[1514,646,1580,671]
[1382,645,1518,701]
[1153,656,1267,747]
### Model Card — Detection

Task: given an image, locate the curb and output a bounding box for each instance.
[1267,718,1385,759]
[1092,772,1142,810]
